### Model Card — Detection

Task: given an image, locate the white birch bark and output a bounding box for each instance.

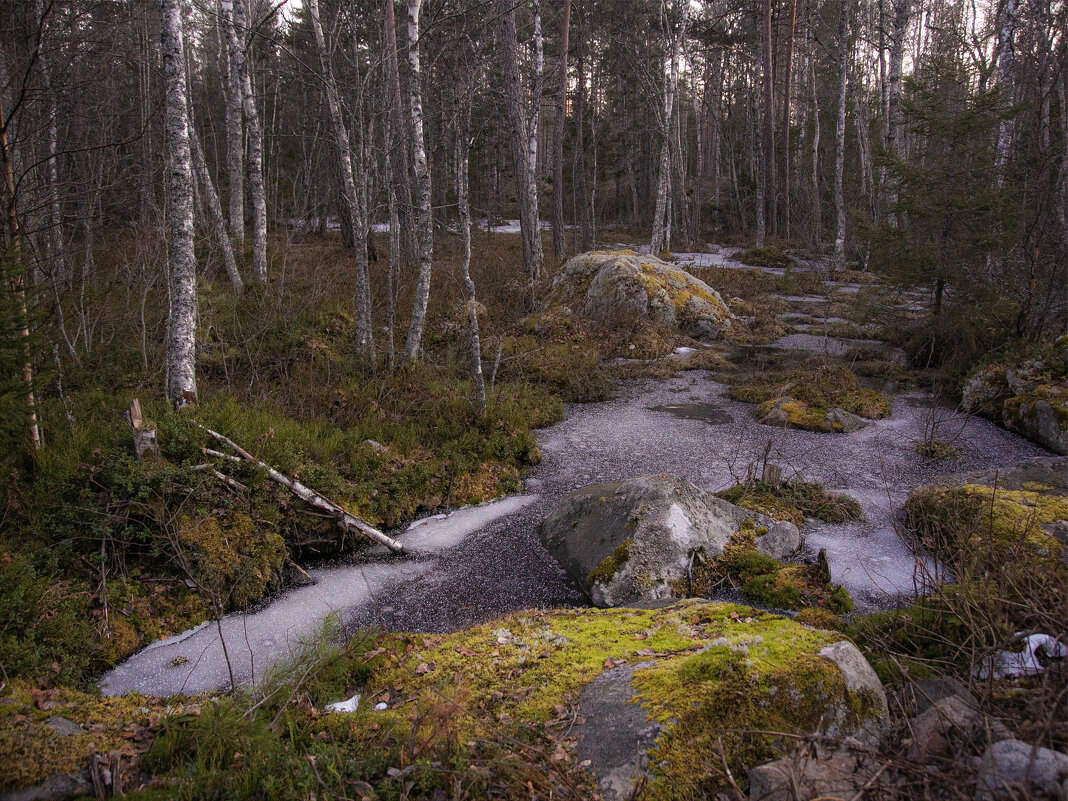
[498,0,543,280]
[220,0,244,246]
[456,94,486,415]
[404,0,434,361]
[810,53,821,243]
[833,0,851,260]
[190,128,244,293]
[527,0,544,253]
[235,0,267,282]
[994,0,1018,183]
[161,0,198,407]
[651,3,686,255]
[883,0,909,222]
[551,0,570,262]
[308,0,375,360]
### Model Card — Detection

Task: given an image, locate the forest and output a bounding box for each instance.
[0,0,1066,798]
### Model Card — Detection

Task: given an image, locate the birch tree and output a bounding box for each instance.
[161,0,198,407]
[235,0,267,282]
[220,0,244,246]
[551,0,571,263]
[456,67,486,415]
[994,0,1018,183]
[190,128,244,293]
[308,0,374,360]
[403,0,434,361]
[833,0,852,260]
[498,0,544,280]
[650,1,687,255]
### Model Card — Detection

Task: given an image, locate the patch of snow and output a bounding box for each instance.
[979,634,1067,679]
[326,694,360,713]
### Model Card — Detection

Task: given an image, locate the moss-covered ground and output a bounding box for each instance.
[0,601,875,800]
[726,359,891,431]
[716,478,864,527]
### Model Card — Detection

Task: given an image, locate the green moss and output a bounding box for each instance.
[736,246,794,269]
[915,439,962,460]
[717,479,863,527]
[588,538,634,585]
[906,484,1067,565]
[731,361,891,432]
[0,714,91,792]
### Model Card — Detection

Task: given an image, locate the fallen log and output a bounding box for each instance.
[195,423,406,554]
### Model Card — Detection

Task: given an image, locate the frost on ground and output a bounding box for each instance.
[105,361,1048,697]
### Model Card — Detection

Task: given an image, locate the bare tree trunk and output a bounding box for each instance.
[456,89,486,415]
[551,0,571,263]
[833,0,851,260]
[575,14,593,250]
[404,0,434,361]
[809,50,820,244]
[308,0,374,360]
[190,128,244,293]
[754,58,766,245]
[383,0,417,268]
[994,0,1018,184]
[387,181,399,368]
[761,0,776,237]
[161,0,198,408]
[781,0,797,238]
[527,0,544,244]
[651,2,686,254]
[498,0,543,280]
[236,0,267,283]
[883,0,909,221]
[220,0,244,246]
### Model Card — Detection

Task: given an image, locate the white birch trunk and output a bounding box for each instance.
[161,0,198,407]
[190,128,244,293]
[994,0,1018,183]
[308,0,375,360]
[551,0,570,262]
[457,98,486,415]
[651,4,686,255]
[833,0,851,260]
[235,0,267,283]
[526,0,544,255]
[220,0,244,246]
[810,53,821,244]
[404,0,434,361]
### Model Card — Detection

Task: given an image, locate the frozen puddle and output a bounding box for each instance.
[101,495,538,696]
[104,372,1049,698]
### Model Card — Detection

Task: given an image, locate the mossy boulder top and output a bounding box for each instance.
[358,601,888,800]
[962,350,1067,455]
[538,474,800,607]
[550,251,733,340]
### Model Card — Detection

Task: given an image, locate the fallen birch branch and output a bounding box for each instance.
[195,423,406,554]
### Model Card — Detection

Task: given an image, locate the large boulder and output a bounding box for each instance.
[360,601,889,801]
[550,251,733,340]
[962,343,1068,454]
[538,474,800,607]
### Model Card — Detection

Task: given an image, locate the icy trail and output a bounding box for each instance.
[102,365,1047,697]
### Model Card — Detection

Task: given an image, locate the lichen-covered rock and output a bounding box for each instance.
[748,747,881,801]
[550,251,733,340]
[1003,385,1068,455]
[538,475,800,607]
[962,342,1067,454]
[360,601,888,801]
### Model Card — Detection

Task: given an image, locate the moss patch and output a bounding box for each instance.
[729,360,891,432]
[588,538,634,585]
[736,246,794,269]
[716,479,863,527]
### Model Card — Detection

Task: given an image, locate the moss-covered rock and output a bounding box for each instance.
[730,361,891,433]
[1003,384,1068,455]
[716,479,863,528]
[679,523,854,615]
[354,601,886,800]
[538,475,800,607]
[551,251,734,341]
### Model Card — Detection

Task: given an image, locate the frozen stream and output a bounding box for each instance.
[102,364,1049,697]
